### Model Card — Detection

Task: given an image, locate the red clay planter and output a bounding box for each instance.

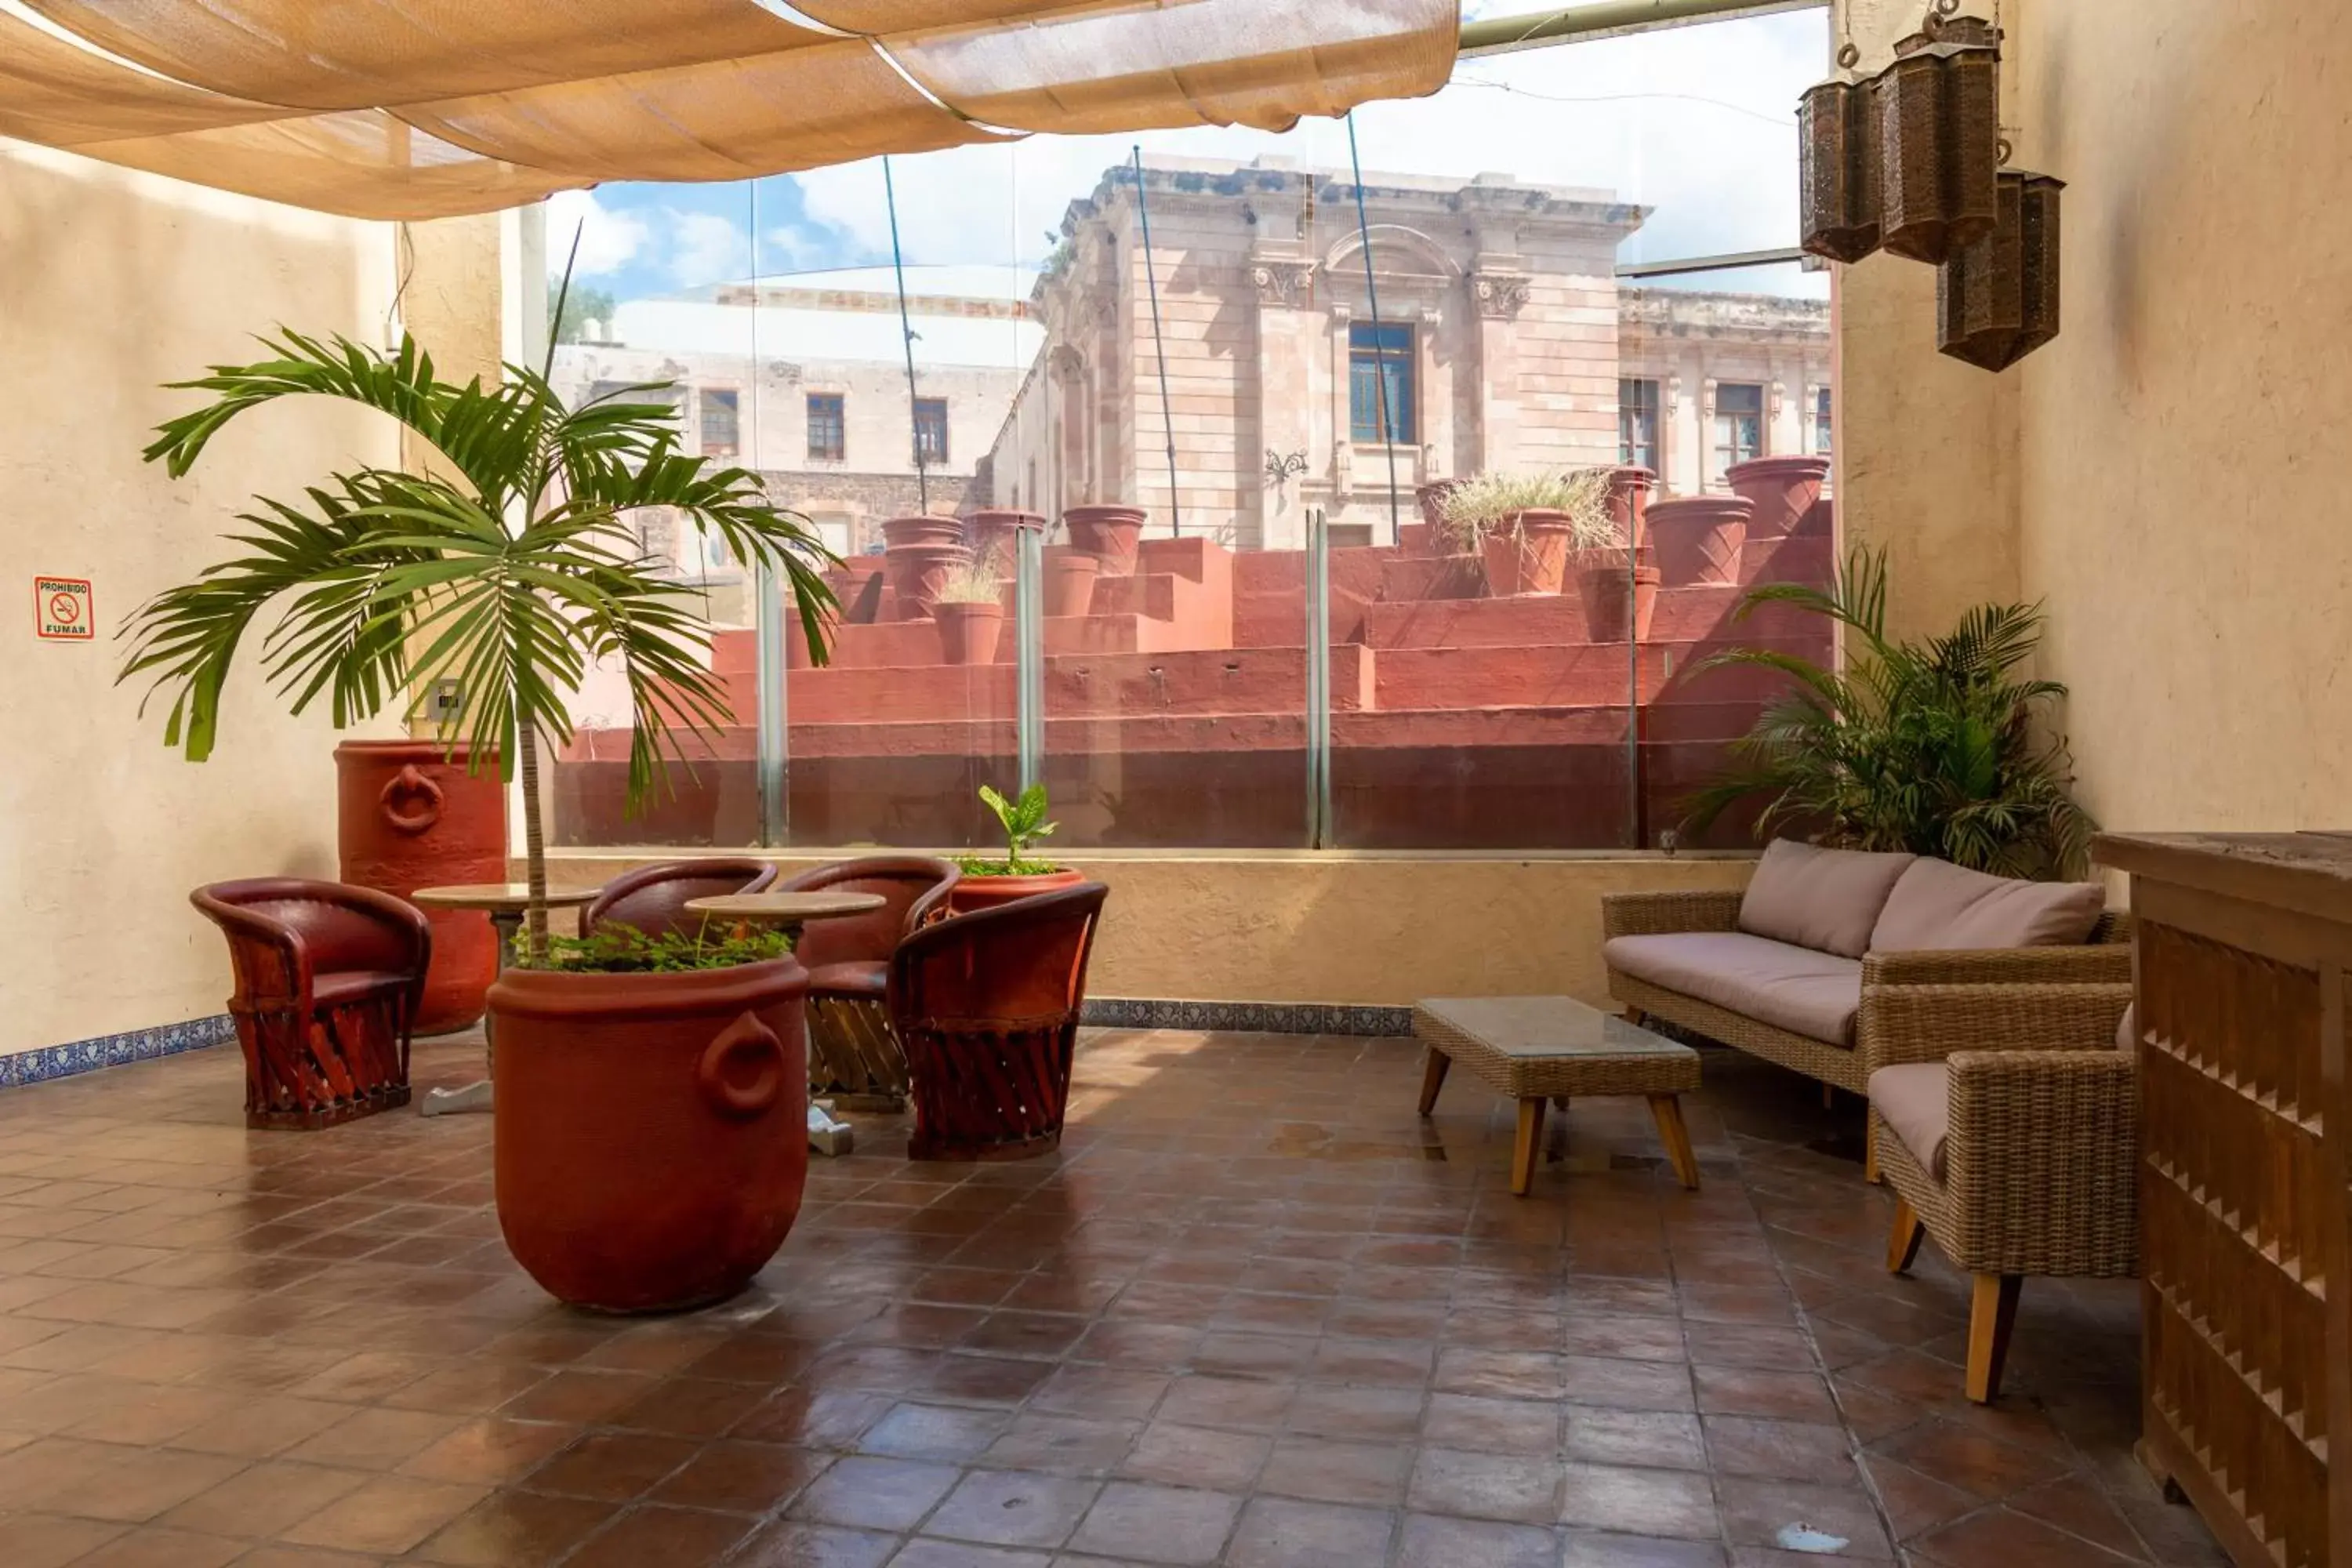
[1607,466,1657,549]
[1064,504,1148,575]
[881,514,966,550]
[961,509,1039,565]
[1727,455,1831,539]
[1044,551,1101,619]
[1579,550,1663,641]
[1479,509,1576,597]
[489,958,810,1313]
[335,739,504,1034]
[1646,495,1753,586]
[884,542,969,622]
[934,600,1005,666]
[949,866,1087,913]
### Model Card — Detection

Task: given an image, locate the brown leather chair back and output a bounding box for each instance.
[191,878,432,1007]
[782,856,960,971]
[889,881,1106,1030]
[583,858,779,941]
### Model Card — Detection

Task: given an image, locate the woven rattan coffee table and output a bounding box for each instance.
[1414,996,1702,1196]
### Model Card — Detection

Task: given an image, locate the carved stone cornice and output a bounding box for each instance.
[1470,272,1532,319]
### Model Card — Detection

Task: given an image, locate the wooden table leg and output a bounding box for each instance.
[1646,1094,1700,1190]
[1510,1096,1548,1196]
[1417,1047,1450,1116]
[1965,1273,2024,1403]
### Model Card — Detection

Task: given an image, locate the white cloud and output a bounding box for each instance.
[666,210,755,286]
[545,189,652,278]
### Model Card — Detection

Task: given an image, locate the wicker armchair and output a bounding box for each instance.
[890,881,1108,1161]
[1873,984,2138,1403]
[779,856,960,1109]
[1602,888,2129,1109]
[191,878,431,1129]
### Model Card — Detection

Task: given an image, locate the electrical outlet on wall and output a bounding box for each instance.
[424,679,463,724]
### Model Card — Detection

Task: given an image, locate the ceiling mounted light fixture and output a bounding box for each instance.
[1938,169,2063,370]
[1875,9,2002,264]
[1798,55,1881,264]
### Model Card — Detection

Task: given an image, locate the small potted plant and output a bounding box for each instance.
[1440,469,1615,597]
[933,548,1007,666]
[951,783,1084,912]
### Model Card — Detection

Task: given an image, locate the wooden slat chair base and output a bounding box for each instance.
[808,995,910,1111]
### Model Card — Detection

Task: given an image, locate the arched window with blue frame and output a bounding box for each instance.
[1348,321,1415,444]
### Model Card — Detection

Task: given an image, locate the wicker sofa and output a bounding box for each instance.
[1602,843,2129,1176]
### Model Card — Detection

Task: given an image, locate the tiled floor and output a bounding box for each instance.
[0,1025,2222,1568]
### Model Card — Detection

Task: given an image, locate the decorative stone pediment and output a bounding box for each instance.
[1471,273,1532,319]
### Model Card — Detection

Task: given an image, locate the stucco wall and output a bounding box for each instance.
[1831,0,2352,832]
[0,144,400,1058]
[545,851,1755,1007]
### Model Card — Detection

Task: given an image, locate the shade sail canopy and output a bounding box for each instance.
[0,0,1459,219]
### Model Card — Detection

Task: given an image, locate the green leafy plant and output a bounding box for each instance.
[957,782,1062,877]
[1439,468,1617,550]
[1682,544,2096,879]
[535,922,794,974]
[119,267,840,960]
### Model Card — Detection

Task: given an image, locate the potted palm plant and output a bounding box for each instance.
[120,292,841,1313]
[1441,469,1617,597]
[932,548,1007,665]
[1681,544,2096,877]
[950,783,1084,911]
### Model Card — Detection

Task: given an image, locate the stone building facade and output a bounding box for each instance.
[986,156,1830,549]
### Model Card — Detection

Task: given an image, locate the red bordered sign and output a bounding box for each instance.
[35,576,93,641]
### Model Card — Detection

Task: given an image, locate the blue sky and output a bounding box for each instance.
[552,9,1829,304]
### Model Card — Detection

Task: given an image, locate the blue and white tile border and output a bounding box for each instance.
[0,1014,236,1091]
[1083,997,1415,1037]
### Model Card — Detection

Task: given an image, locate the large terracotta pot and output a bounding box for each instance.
[1646,495,1752,586]
[1607,466,1657,548]
[335,739,504,1035]
[1579,550,1663,642]
[1063,504,1148,576]
[490,958,810,1313]
[884,542,969,622]
[961,510,1040,568]
[1478,509,1576,597]
[882,514,966,550]
[935,601,1005,666]
[1726,456,1831,540]
[950,867,1087,914]
[1044,551,1101,619]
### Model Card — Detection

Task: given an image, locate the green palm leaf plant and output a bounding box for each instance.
[1681,544,2096,879]
[120,284,839,959]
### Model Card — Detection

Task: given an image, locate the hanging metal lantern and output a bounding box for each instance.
[1938,170,2063,370]
[1875,14,2002,263]
[1798,70,1882,263]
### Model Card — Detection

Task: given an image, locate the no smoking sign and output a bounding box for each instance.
[34,576,93,641]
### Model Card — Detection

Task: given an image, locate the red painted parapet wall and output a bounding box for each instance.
[557,505,1835,851]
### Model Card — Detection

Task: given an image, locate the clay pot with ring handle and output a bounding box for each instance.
[336,740,505,1033]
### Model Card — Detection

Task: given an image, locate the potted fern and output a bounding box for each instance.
[120,296,840,1313]
[1681,545,2096,876]
[933,547,1008,666]
[1442,469,1617,596]
[950,783,1084,911]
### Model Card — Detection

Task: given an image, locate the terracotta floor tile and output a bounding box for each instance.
[731,1519,899,1568]
[924,1468,1102,1549]
[1153,1374,1294,1432]
[1256,1434,1409,1505]
[978,1413,1142,1476]
[1703,1416,1857,1483]
[651,1439,828,1513]
[1713,1475,1896,1559]
[1420,1392,1561,1455]
[405,1490,617,1566]
[561,1504,756,1567]
[787,1454,960,1531]
[1065,1480,1242,1564]
[1909,1504,2144,1567]
[891,1541,1051,1567]
[1283,1381,1424,1440]
[517,1429,701,1501]
[65,1524,246,1567]
[1116,1423,1270,1490]
[1222,1495,1396,1566]
[1558,1527,1730,1566]
[1557,1462,1719,1539]
[0,1511,128,1568]
[277,1474,488,1555]
[1691,1364,1839,1423]
[397,1417,577,1485]
[160,1460,372,1538]
[1393,1512,1559,1568]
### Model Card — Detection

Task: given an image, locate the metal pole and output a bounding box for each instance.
[749,179,788,848]
[1460,0,1824,57]
[1130,147,1182,537]
[1345,114,1403,548]
[1015,521,1045,792]
[1305,506,1333,848]
[883,156,930,516]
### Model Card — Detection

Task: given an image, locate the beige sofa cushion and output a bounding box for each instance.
[1868,1062,1951,1181]
[1869,858,2107,953]
[1606,932,1863,1047]
[1737,840,1917,959]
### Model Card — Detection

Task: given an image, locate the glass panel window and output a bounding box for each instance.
[1619,378,1660,472]
[698,387,739,457]
[1348,321,1414,444]
[913,397,949,465]
[1814,384,1834,454]
[1713,382,1764,481]
[806,393,845,461]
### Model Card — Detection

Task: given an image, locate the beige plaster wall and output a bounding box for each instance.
[1831,0,2352,833]
[0,143,401,1058]
[545,850,1755,1007]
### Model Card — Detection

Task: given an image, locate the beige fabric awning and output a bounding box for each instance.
[0,0,1459,220]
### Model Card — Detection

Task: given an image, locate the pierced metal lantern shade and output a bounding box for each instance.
[1798,77,1881,263]
[1875,16,2002,264]
[1938,170,2064,371]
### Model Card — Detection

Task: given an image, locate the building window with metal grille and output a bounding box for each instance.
[699,388,739,458]
[1813,384,1833,455]
[913,397,949,466]
[1348,321,1415,445]
[1712,382,1765,481]
[1618,378,1660,473]
[807,394,845,461]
